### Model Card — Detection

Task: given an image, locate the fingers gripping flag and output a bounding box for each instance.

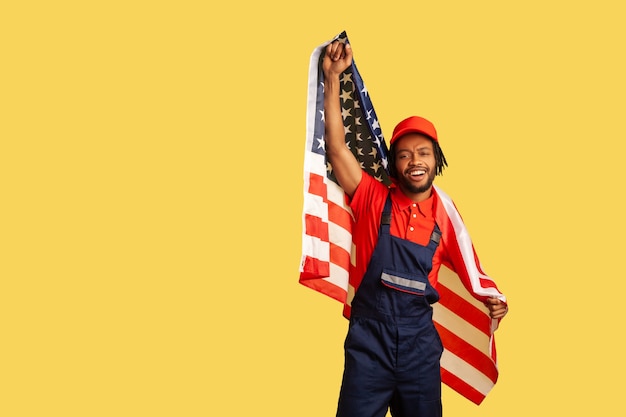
[299,31,506,405]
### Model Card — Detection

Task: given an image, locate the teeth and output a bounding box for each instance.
[410,170,425,176]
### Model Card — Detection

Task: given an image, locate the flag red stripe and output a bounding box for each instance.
[441,368,486,405]
[327,199,352,232]
[436,284,491,336]
[434,323,498,383]
[299,272,347,304]
[304,214,329,242]
[308,172,327,199]
[300,256,329,280]
[479,278,499,290]
[329,242,350,273]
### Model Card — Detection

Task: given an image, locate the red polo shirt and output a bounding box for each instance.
[348,172,446,293]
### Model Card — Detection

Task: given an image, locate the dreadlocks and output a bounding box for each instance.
[432,140,448,176]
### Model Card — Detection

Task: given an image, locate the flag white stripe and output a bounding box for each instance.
[305,44,326,156]
[326,180,349,209]
[328,263,349,289]
[302,235,329,262]
[433,304,491,353]
[303,194,328,222]
[440,350,494,396]
[329,222,352,252]
[305,152,327,177]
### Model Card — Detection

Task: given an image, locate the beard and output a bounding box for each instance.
[398,169,436,195]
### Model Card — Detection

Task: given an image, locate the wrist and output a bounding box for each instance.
[324,74,341,89]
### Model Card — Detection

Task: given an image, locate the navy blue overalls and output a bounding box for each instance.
[336,194,443,417]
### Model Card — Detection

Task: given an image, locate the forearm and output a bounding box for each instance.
[323,75,346,158]
[320,41,362,196]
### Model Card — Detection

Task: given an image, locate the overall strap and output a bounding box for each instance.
[380,192,393,234]
[430,222,442,245]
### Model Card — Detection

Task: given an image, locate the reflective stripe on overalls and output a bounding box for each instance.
[336,193,443,417]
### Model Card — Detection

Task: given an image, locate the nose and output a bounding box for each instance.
[410,152,422,165]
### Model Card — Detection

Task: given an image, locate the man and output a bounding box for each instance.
[322,40,508,417]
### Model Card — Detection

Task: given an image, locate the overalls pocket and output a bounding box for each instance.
[379,268,440,307]
[380,269,427,296]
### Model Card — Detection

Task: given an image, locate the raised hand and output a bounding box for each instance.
[322,41,353,79]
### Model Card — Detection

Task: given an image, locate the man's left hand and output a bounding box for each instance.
[485,297,508,319]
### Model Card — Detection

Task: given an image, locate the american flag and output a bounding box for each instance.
[299,31,506,405]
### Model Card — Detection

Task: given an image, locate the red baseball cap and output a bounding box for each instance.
[390,116,438,145]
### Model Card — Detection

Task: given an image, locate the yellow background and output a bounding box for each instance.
[2,0,625,415]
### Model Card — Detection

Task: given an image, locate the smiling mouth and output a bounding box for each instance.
[408,169,426,177]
